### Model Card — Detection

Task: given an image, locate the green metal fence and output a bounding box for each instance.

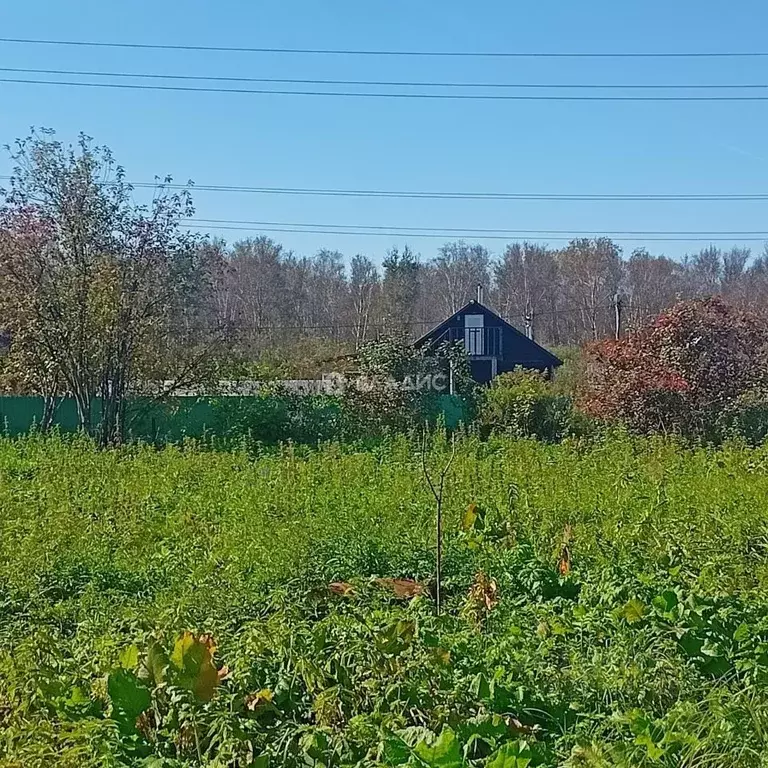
[0,396,221,441]
[0,394,469,441]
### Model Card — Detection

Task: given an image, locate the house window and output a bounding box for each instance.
[464,314,484,355]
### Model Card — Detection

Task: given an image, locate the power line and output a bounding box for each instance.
[6,76,768,101]
[189,217,768,237]
[171,188,768,201]
[179,305,636,332]
[181,222,768,243]
[178,301,702,335]
[2,175,766,202]
[1,66,766,91]
[1,37,766,58]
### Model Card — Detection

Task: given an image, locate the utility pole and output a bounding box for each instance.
[613,292,623,340]
[524,310,534,340]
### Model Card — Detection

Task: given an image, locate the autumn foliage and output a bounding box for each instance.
[581,297,768,436]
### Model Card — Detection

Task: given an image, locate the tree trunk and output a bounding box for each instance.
[41,394,58,432]
[40,373,61,432]
[73,390,93,435]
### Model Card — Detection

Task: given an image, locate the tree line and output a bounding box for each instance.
[205,234,768,350]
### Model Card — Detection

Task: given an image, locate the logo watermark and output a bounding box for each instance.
[322,372,450,394]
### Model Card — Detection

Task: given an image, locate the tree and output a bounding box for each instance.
[722,246,750,298]
[0,130,218,444]
[625,248,684,327]
[744,246,768,307]
[382,245,421,334]
[581,297,768,436]
[199,238,233,327]
[349,254,379,348]
[432,241,491,317]
[685,245,722,295]
[306,248,347,334]
[343,335,477,433]
[494,242,556,340]
[226,236,289,328]
[558,238,623,341]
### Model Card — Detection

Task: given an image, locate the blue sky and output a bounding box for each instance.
[1,0,767,263]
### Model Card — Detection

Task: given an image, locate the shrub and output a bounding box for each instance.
[340,337,480,434]
[479,369,576,441]
[546,345,584,398]
[581,297,768,439]
[716,395,768,445]
[211,386,342,444]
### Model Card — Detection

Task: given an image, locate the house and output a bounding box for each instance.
[413,299,562,384]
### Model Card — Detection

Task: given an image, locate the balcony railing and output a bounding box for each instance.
[434,326,503,357]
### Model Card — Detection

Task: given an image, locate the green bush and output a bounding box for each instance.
[479,369,579,441]
[210,387,342,444]
[207,339,480,446]
[715,396,768,446]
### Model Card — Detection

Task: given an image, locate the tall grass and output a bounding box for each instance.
[2,433,768,766]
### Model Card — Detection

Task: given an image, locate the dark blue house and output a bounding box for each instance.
[414,299,562,384]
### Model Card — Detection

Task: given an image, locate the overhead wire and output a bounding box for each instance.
[180,222,768,243]
[0,66,766,91]
[187,218,768,237]
[177,304,623,333]
[1,36,767,58]
[1,175,765,202]
[5,76,768,100]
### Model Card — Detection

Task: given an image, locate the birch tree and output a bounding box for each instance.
[0,130,217,444]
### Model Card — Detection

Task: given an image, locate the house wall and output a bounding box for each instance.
[445,306,553,371]
[416,300,560,383]
[499,325,557,372]
[469,359,494,383]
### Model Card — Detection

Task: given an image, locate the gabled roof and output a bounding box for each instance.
[413,299,563,367]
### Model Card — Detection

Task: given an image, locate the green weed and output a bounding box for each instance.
[1,433,768,766]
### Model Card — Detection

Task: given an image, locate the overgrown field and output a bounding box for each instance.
[3,434,768,767]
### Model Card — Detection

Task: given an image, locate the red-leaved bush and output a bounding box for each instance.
[580,297,768,436]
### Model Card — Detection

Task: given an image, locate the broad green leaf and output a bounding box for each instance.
[380,731,412,765]
[652,590,678,614]
[627,709,651,737]
[623,598,646,624]
[119,644,139,670]
[170,631,196,670]
[107,669,151,720]
[413,728,464,767]
[485,740,532,768]
[702,655,731,678]
[376,620,415,656]
[300,729,329,761]
[461,714,509,742]
[66,686,90,707]
[635,731,665,761]
[460,715,509,759]
[462,503,479,532]
[170,632,220,701]
[145,642,169,684]
[679,632,704,658]
[700,639,722,658]
[470,673,492,700]
[572,605,587,620]
[734,622,751,642]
